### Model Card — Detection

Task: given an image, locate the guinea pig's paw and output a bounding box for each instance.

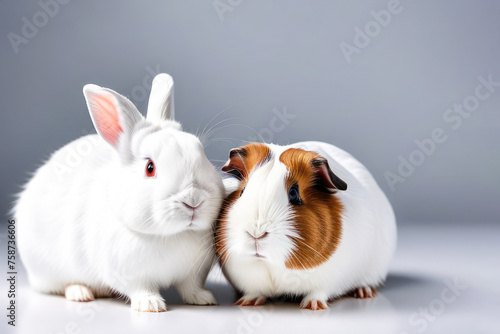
[300,294,329,311]
[65,284,95,302]
[131,293,167,312]
[353,286,377,299]
[235,295,267,307]
[182,289,217,306]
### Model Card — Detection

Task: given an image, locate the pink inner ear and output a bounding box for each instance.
[91,94,123,146]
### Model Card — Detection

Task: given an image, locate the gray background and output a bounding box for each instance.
[1,0,499,225]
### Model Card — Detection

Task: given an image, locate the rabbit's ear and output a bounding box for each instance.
[146,73,175,123]
[83,84,143,150]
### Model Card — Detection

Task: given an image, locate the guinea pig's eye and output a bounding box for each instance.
[288,184,302,205]
[240,187,245,197]
[145,159,156,177]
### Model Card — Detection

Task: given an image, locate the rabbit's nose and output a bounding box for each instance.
[182,201,203,211]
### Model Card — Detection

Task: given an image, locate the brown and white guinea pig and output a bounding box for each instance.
[215,141,396,310]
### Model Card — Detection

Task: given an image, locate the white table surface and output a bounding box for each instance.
[2,222,499,334]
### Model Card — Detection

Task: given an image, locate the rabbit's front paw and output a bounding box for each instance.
[131,293,167,312]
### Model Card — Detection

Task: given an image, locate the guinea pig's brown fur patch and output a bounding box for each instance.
[279,148,343,270]
[215,143,272,264]
[215,189,240,265]
[221,143,271,179]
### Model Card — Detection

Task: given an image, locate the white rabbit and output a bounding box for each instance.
[215,142,397,310]
[15,73,224,312]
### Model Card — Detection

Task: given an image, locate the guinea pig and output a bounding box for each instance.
[215,141,396,310]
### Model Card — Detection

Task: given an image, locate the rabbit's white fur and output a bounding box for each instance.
[15,74,224,312]
[220,142,396,309]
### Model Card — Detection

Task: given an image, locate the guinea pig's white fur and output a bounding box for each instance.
[218,141,396,310]
[15,74,224,312]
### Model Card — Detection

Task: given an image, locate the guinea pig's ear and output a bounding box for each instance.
[311,157,348,192]
[222,147,248,180]
[147,73,175,123]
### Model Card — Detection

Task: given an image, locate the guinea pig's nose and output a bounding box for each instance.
[247,231,269,240]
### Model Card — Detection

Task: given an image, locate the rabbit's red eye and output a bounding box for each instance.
[146,159,156,177]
